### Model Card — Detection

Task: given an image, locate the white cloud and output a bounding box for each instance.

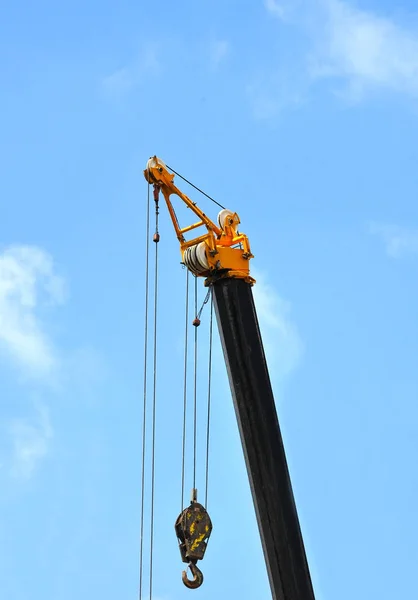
[263,0,418,106]
[311,0,418,100]
[265,0,287,20]
[0,245,65,376]
[253,272,303,379]
[9,403,53,479]
[102,43,160,97]
[369,222,418,258]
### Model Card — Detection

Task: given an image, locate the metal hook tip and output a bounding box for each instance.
[182,562,204,589]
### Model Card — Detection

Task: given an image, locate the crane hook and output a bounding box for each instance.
[182,562,204,589]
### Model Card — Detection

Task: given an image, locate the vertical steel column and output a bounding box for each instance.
[212,277,315,600]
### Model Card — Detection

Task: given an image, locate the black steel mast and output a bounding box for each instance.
[212,277,315,600]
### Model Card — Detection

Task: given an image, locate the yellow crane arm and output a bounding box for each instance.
[144,156,254,284]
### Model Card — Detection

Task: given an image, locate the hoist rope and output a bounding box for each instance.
[193,275,198,492]
[166,164,226,210]
[205,290,213,509]
[141,170,216,597]
[181,279,214,509]
[139,174,151,600]
[149,192,159,600]
[181,269,189,511]
[196,288,211,322]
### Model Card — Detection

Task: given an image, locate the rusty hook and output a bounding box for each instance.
[182,562,204,589]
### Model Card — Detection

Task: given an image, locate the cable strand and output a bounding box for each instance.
[139,176,151,600]
[193,275,198,493]
[196,288,211,321]
[181,269,189,510]
[149,199,159,600]
[166,164,226,210]
[205,289,213,509]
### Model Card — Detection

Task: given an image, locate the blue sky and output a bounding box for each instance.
[1,0,418,598]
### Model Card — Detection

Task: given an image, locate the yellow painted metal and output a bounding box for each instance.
[190,529,209,553]
[144,156,255,284]
[179,220,205,235]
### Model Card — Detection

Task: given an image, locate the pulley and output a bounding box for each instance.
[217,208,234,230]
[183,242,209,276]
[175,492,213,589]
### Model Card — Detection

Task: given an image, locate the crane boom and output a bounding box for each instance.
[212,278,315,600]
[144,157,316,600]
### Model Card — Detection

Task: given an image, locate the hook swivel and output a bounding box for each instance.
[182,562,204,589]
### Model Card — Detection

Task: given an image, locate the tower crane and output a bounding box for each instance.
[144,157,316,600]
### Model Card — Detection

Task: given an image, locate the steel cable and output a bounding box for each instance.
[166,164,226,210]
[205,290,213,509]
[149,191,160,600]
[181,269,189,510]
[139,176,151,600]
[193,275,198,492]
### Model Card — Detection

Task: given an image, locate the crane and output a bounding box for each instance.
[144,156,316,600]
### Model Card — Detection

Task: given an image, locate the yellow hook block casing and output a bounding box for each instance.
[175,500,213,589]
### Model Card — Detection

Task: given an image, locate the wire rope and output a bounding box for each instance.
[193,275,198,493]
[181,269,189,510]
[149,190,159,600]
[139,176,151,600]
[205,290,213,509]
[166,164,226,210]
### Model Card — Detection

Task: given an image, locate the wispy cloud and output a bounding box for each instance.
[0,245,65,377]
[253,272,303,380]
[264,0,287,20]
[263,0,418,109]
[369,222,418,258]
[209,40,229,70]
[64,346,107,406]
[247,73,305,120]
[102,66,134,96]
[9,403,53,479]
[311,0,418,101]
[102,43,160,97]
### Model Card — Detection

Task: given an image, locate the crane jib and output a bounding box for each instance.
[143,157,316,600]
